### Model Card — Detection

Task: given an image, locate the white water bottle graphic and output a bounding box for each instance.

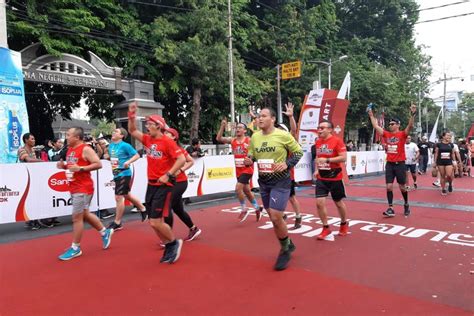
[7,109,22,152]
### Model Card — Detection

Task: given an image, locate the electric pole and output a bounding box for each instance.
[227,0,235,123]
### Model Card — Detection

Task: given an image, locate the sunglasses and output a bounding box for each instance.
[389,122,398,126]
[317,126,329,130]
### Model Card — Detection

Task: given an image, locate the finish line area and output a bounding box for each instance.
[1,174,472,315]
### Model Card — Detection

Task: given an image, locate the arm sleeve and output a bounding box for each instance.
[285,134,303,168]
[247,135,255,159]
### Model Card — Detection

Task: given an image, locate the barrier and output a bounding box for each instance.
[1,152,389,224]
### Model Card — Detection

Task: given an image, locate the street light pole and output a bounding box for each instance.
[227,0,235,123]
[442,73,447,130]
[328,58,332,89]
[308,55,348,90]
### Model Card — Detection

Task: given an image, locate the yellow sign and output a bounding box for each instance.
[206,167,234,180]
[281,61,301,80]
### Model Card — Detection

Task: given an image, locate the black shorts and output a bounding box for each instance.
[385,162,406,184]
[315,179,346,201]
[114,176,131,195]
[437,159,453,166]
[145,184,172,219]
[290,180,296,197]
[237,173,252,185]
[405,164,416,174]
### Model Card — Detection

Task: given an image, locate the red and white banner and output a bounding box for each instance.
[297,89,349,153]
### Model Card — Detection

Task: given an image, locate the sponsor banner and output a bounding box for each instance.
[347,152,368,176]
[183,157,204,198]
[365,151,385,174]
[0,48,30,164]
[200,155,237,195]
[0,164,28,223]
[294,152,313,182]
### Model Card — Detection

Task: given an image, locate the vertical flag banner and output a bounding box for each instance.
[0,47,30,163]
[297,89,349,153]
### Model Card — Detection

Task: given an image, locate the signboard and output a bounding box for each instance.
[0,48,30,164]
[281,61,301,80]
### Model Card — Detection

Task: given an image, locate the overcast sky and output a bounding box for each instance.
[415,0,474,98]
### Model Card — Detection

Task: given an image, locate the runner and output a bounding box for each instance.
[107,128,147,231]
[164,127,202,241]
[217,118,263,222]
[432,132,455,195]
[417,136,430,174]
[128,102,185,264]
[313,120,349,241]
[56,127,113,261]
[368,103,417,217]
[404,135,419,190]
[244,108,303,271]
[280,102,302,229]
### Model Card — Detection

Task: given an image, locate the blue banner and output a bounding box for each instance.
[0,47,30,163]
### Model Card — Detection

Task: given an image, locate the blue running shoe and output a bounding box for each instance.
[102,228,114,249]
[58,247,82,261]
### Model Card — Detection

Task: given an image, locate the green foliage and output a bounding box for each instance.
[91,121,117,138]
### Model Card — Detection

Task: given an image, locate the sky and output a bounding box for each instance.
[415,0,474,98]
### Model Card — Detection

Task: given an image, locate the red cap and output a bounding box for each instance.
[166,128,179,141]
[146,115,167,128]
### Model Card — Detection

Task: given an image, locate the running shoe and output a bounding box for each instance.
[102,228,114,249]
[58,247,82,261]
[291,216,302,230]
[129,207,138,213]
[274,249,291,271]
[441,189,447,196]
[404,204,411,217]
[38,219,54,228]
[238,210,249,222]
[413,183,418,189]
[30,221,41,230]
[317,227,334,241]
[140,210,149,222]
[255,206,264,222]
[160,244,170,262]
[448,183,453,192]
[338,222,349,236]
[100,210,114,219]
[383,207,395,218]
[288,239,296,253]
[432,181,440,187]
[185,227,202,241]
[166,239,183,264]
[405,185,411,191]
[107,222,123,231]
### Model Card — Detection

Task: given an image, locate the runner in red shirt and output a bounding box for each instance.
[369,103,417,218]
[128,102,185,264]
[217,118,263,222]
[313,120,349,241]
[164,127,201,242]
[56,127,113,261]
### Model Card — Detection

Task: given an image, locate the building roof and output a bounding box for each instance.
[51,115,96,133]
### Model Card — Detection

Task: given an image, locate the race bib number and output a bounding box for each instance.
[65,170,75,182]
[387,145,398,154]
[440,152,451,160]
[257,159,275,173]
[317,161,330,170]
[234,158,245,168]
[111,157,119,170]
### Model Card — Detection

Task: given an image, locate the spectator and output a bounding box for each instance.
[346,140,357,151]
[186,138,205,158]
[48,138,64,161]
[417,136,430,174]
[17,133,50,229]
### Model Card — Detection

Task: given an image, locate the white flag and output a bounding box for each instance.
[429,109,442,143]
[337,71,351,100]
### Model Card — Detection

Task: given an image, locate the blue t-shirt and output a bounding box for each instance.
[108,141,137,178]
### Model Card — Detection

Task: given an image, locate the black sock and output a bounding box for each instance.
[387,191,393,205]
[323,225,329,229]
[279,236,290,251]
[340,221,347,226]
[402,190,408,204]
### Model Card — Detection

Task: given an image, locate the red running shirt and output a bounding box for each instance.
[382,130,407,162]
[176,147,189,183]
[231,137,254,177]
[66,143,94,194]
[142,134,181,186]
[315,135,346,181]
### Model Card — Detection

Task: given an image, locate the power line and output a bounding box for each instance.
[418,1,469,12]
[416,11,474,24]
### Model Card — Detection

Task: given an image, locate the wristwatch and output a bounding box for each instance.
[79,167,85,172]
[166,172,173,178]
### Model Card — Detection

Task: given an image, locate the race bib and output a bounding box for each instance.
[111,157,119,170]
[257,159,275,173]
[440,152,451,160]
[317,161,330,170]
[234,158,245,168]
[65,170,75,182]
[387,145,398,154]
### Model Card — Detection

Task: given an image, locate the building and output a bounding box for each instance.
[51,115,96,140]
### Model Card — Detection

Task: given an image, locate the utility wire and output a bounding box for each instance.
[416,11,474,23]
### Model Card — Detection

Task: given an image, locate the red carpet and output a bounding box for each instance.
[1,174,472,315]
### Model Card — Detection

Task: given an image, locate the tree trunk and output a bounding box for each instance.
[190,84,202,140]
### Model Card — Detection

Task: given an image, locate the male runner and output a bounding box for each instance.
[244,108,303,271]
[404,135,419,190]
[57,127,113,261]
[368,103,416,217]
[107,127,147,231]
[417,136,430,174]
[128,102,185,264]
[313,120,349,240]
[217,119,263,222]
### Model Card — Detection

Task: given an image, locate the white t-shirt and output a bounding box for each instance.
[405,142,419,165]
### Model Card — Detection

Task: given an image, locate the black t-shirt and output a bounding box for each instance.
[435,142,453,164]
[459,146,468,161]
[418,142,430,156]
